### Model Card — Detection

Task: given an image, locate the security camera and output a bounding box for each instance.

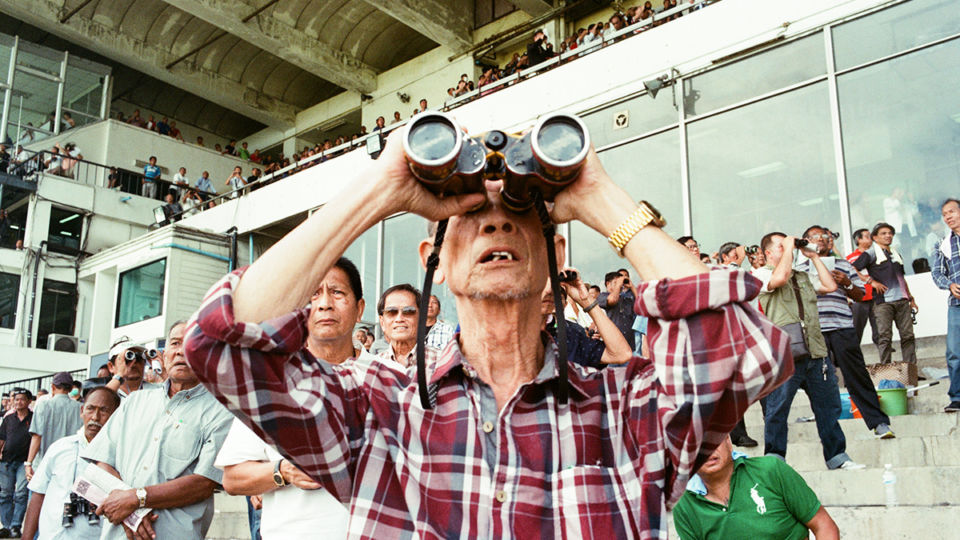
[397,92,410,103]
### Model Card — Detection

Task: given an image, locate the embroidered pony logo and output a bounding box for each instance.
[750,483,767,515]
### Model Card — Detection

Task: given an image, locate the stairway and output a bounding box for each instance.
[667,337,959,539]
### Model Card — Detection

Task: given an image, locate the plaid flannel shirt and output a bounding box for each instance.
[932,231,960,307]
[184,267,790,539]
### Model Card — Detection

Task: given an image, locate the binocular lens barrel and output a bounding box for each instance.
[534,117,587,165]
[404,113,463,182]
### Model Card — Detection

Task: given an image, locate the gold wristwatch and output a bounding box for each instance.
[136,487,147,508]
[607,201,666,256]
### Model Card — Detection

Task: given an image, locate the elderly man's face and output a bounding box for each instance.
[379,290,418,343]
[427,296,440,318]
[82,390,117,442]
[436,183,556,302]
[164,323,198,385]
[309,267,364,342]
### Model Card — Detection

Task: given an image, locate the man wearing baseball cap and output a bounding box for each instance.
[24,372,82,482]
[103,339,161,398]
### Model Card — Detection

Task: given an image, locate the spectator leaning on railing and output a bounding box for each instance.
[142,156,161,199]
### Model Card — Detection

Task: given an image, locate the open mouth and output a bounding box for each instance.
[478,248,520,264]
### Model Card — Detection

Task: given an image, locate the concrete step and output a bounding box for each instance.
[735,432,960,471]
[800,466,960,507]
[741,411,958,445]
[860,335,945,364]
[208,492,250,540]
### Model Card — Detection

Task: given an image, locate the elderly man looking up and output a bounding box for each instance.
[215,257,376,539]
[81,321,233,539]
[21,387,121,540]
[184,122,790,538]
[376,284,423,367]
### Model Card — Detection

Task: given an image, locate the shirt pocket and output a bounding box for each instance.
[551,465,634,538]
[158,422,202,477]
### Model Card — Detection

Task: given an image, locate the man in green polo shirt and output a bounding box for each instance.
[673,435,839,540]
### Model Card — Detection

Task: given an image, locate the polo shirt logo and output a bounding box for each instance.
[750,483,767,515]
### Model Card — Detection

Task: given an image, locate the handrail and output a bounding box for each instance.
[0,368,88,398]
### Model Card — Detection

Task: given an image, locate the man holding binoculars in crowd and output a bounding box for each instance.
[103,341,161,398]
[183,112,791,538]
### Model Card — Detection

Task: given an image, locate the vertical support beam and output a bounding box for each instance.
[0,37,19,144]
[824,27,853,254]
[99,73,111,120]
[54,50,68,135]
[677,78,692,236]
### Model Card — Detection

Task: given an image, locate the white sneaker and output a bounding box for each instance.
[839,460,866,470]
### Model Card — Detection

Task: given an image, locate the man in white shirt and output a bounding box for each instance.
[21,386,121,540]
[172,167,190,199]
[214,257,373,539]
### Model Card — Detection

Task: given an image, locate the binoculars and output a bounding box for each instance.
[63,492,99,528]
[124,348,158,363]
[402,111,591,212]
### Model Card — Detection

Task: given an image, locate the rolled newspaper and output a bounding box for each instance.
[72,463,152,531]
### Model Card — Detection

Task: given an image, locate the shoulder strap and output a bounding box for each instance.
[790,274,805,321]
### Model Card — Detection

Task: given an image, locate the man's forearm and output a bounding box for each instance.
[143,474,217,509]
[585,306,631,364]
[26,433,40,464]
[811,257,838,293]
[222,461,278,496]
[233,178,384,322]
[20,492,42,540]
[769,248,794,290]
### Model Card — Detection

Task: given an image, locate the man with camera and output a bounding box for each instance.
[600,268,639,350]
[103,341,161,399]
[21,386,121,540]
[851,223,918,365]
[755,232,864,470]
[800,226,894,439]
[183,121,790,538]
[81,321,233,540]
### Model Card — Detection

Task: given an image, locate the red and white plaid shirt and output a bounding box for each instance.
[185,267,791,539]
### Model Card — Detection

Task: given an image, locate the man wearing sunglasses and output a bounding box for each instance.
[376,284,423,368]
[183,127,790,539]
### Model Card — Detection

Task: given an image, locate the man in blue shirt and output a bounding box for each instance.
[142,156,161,200]
[932,198,960,413]
[598,268,637,350]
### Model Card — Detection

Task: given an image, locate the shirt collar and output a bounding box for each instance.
[429,332,590,399]
[684,451,749,495]
[162,380,207,400]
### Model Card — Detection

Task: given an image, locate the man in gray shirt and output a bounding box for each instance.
[24,372,82,481]
[81,321,234,539]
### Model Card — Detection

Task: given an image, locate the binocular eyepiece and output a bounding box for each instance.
[124,348,158,362]
[402,111,591,212]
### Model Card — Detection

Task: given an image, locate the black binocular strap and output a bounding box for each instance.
[417,218,447,409]
[534,194,569,406]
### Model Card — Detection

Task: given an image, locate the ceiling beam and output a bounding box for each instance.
[1,0,299,127]
[360,0,473,53]
[159,0,378,94]
[511,0,553,17]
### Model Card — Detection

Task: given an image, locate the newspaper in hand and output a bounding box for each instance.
[72,463,152,531]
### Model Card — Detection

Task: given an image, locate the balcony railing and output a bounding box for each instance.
[0,368,88,398]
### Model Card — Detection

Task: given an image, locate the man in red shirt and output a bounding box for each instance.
[846,228,879,345]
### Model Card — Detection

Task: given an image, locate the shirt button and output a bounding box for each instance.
[482,421,494,433]
[495,490,506,503]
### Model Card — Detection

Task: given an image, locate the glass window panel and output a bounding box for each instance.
[8,70,59,141]
[16,49,61,78]
[116,259,166,327]
[37,280,77,348]
[833,0,960,71]
[47,207,83,254]
[343,226,379,324]
[0,42,10,83]
[0,186,29,249]
[570,128,682,286]
[839,38,960,274]
[684,34,825,118]
[64,64,103,119]
[688,83,840,256]
[382,213,458,329]
[0,272,20,329]
[581,91,678,148]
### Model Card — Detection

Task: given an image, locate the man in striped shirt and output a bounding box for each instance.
[183,130,791,539]
[799,226,894,439]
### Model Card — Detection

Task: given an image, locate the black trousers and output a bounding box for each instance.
[824,327,890,430]
[851,298,878,345]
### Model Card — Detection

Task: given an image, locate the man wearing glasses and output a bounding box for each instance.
[376,284,425,367]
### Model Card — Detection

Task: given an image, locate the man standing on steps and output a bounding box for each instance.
[755,232,865,470]
[673,435,840,540]
[932,199,960,413]
[24,372,83,483]
[0,389,33,538]
[800,226,895,439]
[847,229,880,345]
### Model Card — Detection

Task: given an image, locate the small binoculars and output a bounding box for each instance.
[402,111,591,213]
[124,349,158,362]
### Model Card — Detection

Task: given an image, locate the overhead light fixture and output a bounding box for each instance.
[59,213,79,224]
[366,132,383,160]
[736,161,786,178]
